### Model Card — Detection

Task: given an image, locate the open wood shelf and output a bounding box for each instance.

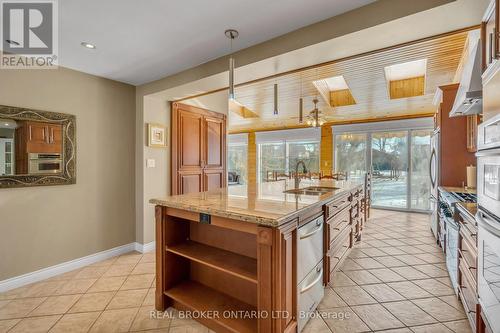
[167,240,258,284]
[165,280,257,333]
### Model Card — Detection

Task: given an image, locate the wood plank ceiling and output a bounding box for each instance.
[228,31,468,133]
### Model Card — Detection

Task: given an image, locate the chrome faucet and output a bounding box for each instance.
[295,160,308,189]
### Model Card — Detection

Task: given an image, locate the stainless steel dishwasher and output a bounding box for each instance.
[297,215,324,332]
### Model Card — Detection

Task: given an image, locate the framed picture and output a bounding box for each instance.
[148,123,167,148]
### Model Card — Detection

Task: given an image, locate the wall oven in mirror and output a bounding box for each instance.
[28,153,63,174]
[0,105,76,188]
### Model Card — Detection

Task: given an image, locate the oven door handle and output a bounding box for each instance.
[475,148,500,157]
[476,211,500,236]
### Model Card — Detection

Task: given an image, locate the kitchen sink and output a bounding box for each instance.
[284,186,339,196]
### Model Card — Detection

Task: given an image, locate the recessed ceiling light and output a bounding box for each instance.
[5,39,20,46]
[81,42,96,49]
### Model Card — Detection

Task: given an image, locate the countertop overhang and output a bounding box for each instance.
[150,179,363,227]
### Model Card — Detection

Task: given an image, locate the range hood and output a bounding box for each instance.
[450,31,483,117]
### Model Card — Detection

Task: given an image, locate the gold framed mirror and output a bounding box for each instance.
[0,105,76,188]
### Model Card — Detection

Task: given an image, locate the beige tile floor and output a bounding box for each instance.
[0,209,471,333]
[304,209,472,333]
[0,252,212,332]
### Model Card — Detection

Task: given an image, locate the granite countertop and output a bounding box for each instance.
[456,202,478,221]
[439,186,477,195]
[150,179,363,227]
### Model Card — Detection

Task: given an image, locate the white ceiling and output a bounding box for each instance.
[56,0,375,85]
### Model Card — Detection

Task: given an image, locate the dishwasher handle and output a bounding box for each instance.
[300,267,323,294]
[299,220,323,240]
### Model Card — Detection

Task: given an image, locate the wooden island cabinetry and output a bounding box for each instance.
[152,180,364,333]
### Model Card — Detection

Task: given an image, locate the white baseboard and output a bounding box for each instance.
[0,242,137,292]
[0,241,157,292]
[135,241,155,253]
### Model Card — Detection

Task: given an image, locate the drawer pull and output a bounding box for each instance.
[300,268,323,294]
[300,223,323,240]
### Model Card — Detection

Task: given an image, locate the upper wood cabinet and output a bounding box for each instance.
[172,103,226,195]
[482,0,499,72]
[16,121,63,154]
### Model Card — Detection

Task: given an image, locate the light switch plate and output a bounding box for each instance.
[146,159,156,168]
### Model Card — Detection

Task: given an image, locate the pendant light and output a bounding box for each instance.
[273,83,279,115]
[299,73,303,123]
[299,98,303,123]
[225,29,239,100]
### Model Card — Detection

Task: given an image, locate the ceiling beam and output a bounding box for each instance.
[229,99,259,118]
[171,25,477,104]
[228,112,435,134]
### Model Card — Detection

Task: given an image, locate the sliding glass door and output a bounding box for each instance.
[410,130,432,210]
[334,128,433,212]
[371,131,408,209]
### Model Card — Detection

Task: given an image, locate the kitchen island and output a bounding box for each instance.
[150,179,364,333]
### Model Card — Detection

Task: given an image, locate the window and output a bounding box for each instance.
[258,141,320,182]
[256,128,321,183]
[334,133,367,181]
[259,142,286,182]
[288,141,320,174]
[228,144,248,184]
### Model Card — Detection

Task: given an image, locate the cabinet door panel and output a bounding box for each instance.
[28,123,48,145]
[50,124,63,147]
[205,117,224,168]
[204,170,223,191]
[180,112,203,168]
[180,173,203,194]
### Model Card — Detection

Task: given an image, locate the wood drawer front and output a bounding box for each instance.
[328,207,350,246]
[459,260,478,325]
[459,232,477,273]
[328,226,351,273]
[460,221,477,247]
[325,194,350,220]
[459,258,477,294]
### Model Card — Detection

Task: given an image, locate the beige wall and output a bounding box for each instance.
[140,97,170,245]
[0,67,136,280]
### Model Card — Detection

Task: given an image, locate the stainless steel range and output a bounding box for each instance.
[439,190,477,294]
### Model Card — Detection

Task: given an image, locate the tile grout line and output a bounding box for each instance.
[88,254,144,333]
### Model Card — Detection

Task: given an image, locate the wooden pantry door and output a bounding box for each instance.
[171,103,226,195]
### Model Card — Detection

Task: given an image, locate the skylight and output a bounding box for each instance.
[313,75,356,107]
[384,59,427,81]
[323,75,350,91]
[385,59,427,99]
